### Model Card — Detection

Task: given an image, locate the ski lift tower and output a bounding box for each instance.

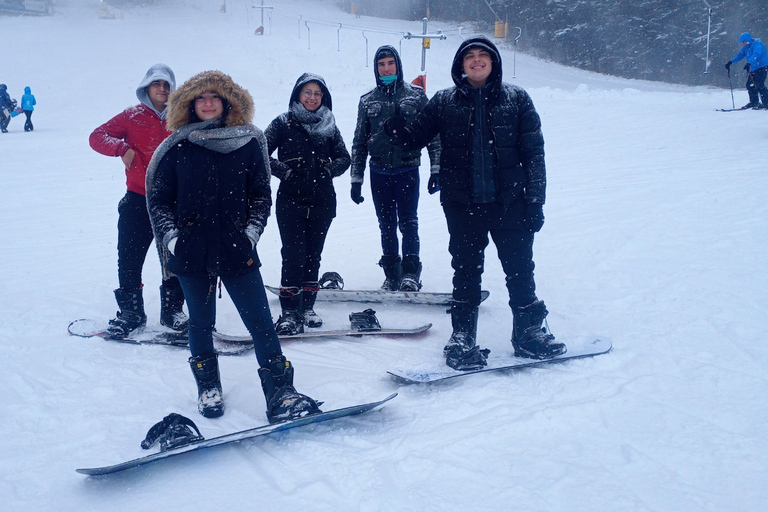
[403,18,447,92]
[701,0,713,73]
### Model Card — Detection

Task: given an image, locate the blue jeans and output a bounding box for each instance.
[178,270,282,366]
[370,166,420,257]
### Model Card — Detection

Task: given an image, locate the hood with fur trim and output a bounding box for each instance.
[166,70,254,131]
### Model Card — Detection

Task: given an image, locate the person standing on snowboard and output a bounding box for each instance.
[265,73,350,336]
[147,70,322,422]
[350,45,440,292]
[384,36,566,371]
[89,64,188,338]
[725,32,768,109]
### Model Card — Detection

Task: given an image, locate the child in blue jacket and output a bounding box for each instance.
[21,86,36,132]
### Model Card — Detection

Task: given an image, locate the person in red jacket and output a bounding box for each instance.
[89,63,188,338]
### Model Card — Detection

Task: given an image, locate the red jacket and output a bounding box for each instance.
[89,104,170,196]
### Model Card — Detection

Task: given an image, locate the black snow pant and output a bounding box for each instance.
[116,190,181,293]
[746,66,768,106]
[0,110,9,132]
[23,110,33,131]
[443,201,537,309]
[275,195,334,289]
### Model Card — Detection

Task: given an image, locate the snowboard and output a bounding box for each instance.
[213,323,432,343]
[388,336,612,384]
[76,393,397,475]
[265,285,490,306]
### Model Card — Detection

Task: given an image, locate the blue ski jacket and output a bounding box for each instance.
[730,33,768,72]
[21,86,36,111]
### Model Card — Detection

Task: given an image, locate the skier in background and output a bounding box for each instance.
[0,83,14,133]
[265,73,350,336]
[350,45,440,292]
[725,32,768,109]
[384,36,566,371]
[21,86,36,132]
[89,64,188,338]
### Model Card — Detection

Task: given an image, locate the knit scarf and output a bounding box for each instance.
[289,102,336,147]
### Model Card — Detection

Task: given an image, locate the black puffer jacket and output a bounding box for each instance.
[401,37,547,206]
[265,73,350,210]
[350,45,440,183]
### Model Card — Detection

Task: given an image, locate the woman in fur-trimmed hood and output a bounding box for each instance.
[147,70,322,423]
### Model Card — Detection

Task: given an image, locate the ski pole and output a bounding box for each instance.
[728,69,735,108]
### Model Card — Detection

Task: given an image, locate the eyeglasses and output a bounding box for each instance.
[301,90,324,99]
[149,81,170,90]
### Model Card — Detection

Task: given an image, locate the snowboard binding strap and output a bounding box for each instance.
[319,271,344,290]
[141,413,204,452]
[349,308,382,332]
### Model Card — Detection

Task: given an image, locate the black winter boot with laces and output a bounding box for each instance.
[443,302,489,371]
[512,300,567,359]
[258,355,322,424]
[275,287,304,335]
[160,280,189,332]
[399,254,423,292]
[189,352,224,418]
[378,255,402,291]
[107,287,147,338]
[302,282,322,328]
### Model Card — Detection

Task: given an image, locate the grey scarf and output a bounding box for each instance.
[290,102,336,146]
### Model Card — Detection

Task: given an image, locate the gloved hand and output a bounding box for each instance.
[725,61,732,71]
[351,183,364,204]
[383,116,409,145]
[524,203,545,233]
[744,63,750,72]
[427,174,440,194]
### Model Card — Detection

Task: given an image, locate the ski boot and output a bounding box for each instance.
[258,355,322,424]
[399,254,423,292]
[189,352,224,418]
[107,287,147,338]
[275,287,304,335]
[443,302,489,371]
[302,282,322,328]
[378,255,402,291]
[160,279,189,333]
[511,300,566,359]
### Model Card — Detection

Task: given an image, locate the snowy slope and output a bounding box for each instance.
[1,0,767,510]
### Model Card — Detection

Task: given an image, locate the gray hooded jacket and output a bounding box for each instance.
[136,63,176,117]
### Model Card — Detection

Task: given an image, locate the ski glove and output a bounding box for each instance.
[428,174,440,195]
[524,203,545,233]
[383,116,409,146]
[351,183,364,204]
[725,61,732,71]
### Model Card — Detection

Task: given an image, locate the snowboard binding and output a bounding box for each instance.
[319,271,344,290]
[349,308,382,332]
[141,413,204,452]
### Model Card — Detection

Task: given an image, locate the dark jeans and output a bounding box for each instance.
[276,196,334,288]
[0,110,9,131]
[116,191,180,293]
[177,270,282,366]
[746,66,768,105]
[370,166,420,257]
[443,201,537,309]
[23,110,33,131]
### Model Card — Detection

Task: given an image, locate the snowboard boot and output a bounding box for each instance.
[107,287,147,338]
[378,255,402,291]
[275,287,304,335]
[258,354,322,424]
[160,280,189,333]
[511,300,567,359]
[189,352,224,418]
[443,302,489,371]
[399,254,423,292]
[302,282,322,328]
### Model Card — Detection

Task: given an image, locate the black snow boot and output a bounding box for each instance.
[160,280,189,333]
[258,355,322,424]
[189,352,224,418]
[107,287,147,338]
[399,254,423,292]
[443,302,489,371]
[302,282,322,328]
[275,287,304,335]
[378,255,402,291]
[512,300,567,359]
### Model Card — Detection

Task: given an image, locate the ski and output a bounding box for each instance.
[716,107,750,112]
[76,393,397,475]
[265,285,490,306]
[388,336,612,384]
[214,323,432,343]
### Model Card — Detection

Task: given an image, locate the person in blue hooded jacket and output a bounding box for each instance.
[0,84,14,133]
[725,32,768,109]
[21,86,36,132]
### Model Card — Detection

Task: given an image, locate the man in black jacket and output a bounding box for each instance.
[385,36,566,370]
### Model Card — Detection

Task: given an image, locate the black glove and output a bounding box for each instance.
[744,63,750,72]
[427,174,440,194]
[383,116,409,146]
[524,203,545,233]
[725,61,732,71]
[351,183,364,204]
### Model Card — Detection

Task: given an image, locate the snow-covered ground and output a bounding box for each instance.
[2,0,766,510]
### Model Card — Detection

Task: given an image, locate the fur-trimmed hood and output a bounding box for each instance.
[166,70,254,131]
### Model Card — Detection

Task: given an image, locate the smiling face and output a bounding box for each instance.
[147,80,171,111]
[299,82,324,112]
[194,91,224,121]
[377,56,398,77]
[462,48,493,88]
